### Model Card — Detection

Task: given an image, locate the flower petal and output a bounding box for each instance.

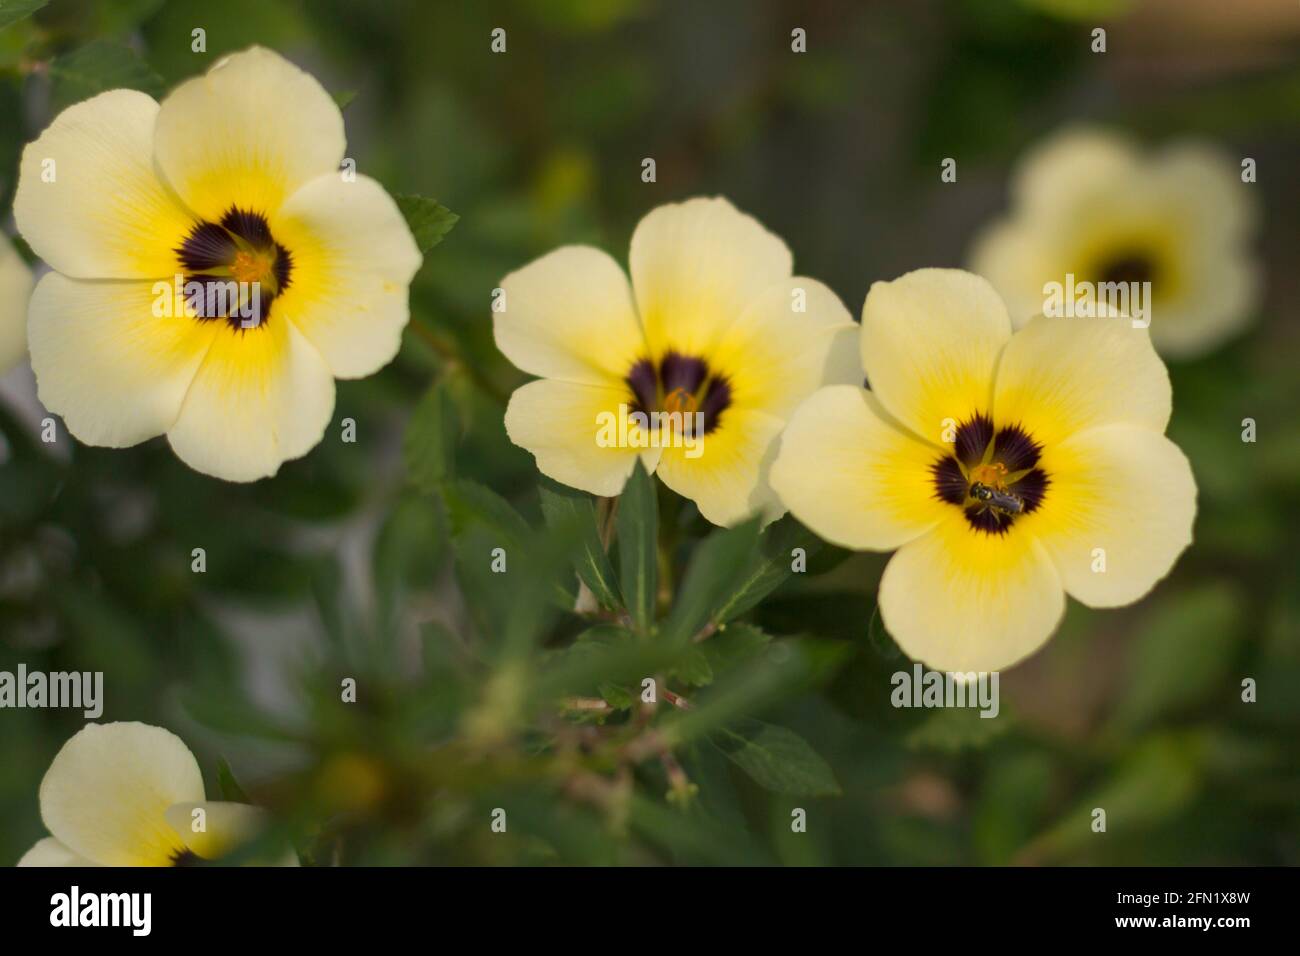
[153,46,345,222]
[166,317,335,482]
[629,196,792,358]
[656,407,786,527]
[164,801,297,865]
[860,268,1011,444]
[27,274,217,447]
[771,386,948,550]
[1009,126,1139,219]
[504,377,660,497]
[14,90,194,279]
[879,516,1065,672]
[495,246,644,385]
[709,277,860,420]
[17,837,101,867]
[993,314,1171,450]
[0,234,34,372]
[271,173,421,378]
[39,722,204,867]
[1022,424,1196,608]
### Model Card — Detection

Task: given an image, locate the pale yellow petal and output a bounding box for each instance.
[709,277,860,420]
[879,516,1065,673]
[993,313,1171,450]
[13,90,194,278]
[0,234,34,372]
[495,245,644,385]
[17,837,100,867]
[153,46,345,222]
[1010,126,1139,218]
[656,408,786,527]
[629,196,792,358]
[770,386,947,550]
[39,722,203,867]
[859,268,1011,444]
[271,173,421,378]
[504,377,659,497]
[166,316,335,482]
[27,274,217,447]
[164,801,298,866]
[1021,424,1196,608]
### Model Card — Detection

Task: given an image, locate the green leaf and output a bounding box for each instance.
[905,704,1009,753]
[660,517,761,644]
[441,479,531,546]
[216,756,251,803]
[710,719,841,797]
[395,194,459,252]
[332,88,358,109]
[49,40,163,112]
[672,647,714,687]
[1109,583,1243,732]
[538,479,620,611]
[0,0,47,32]
[616,460,657,631]
[597,682,634,710]
[403,379,459,492]
[709,517,820,626]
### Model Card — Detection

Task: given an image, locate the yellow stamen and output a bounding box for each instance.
[969,461,1008,489]
[663,386,698,417]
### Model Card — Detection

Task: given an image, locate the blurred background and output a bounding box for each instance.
[1,0,1298,866]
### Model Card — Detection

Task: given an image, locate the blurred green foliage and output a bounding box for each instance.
[1,0,1298,866]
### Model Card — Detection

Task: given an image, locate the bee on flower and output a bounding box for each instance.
[969,126,1260,359]
[771,268,1197,673]
[13,46,422,481]
[18,722,296,867]
[495,196,860,526]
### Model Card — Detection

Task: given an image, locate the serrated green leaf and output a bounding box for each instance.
[538,479,619,610]
[904,703,1009,753]
[216,756,251,803]
[709,517,820,626]
[711,719,841,797]
[403,379,458,492]
[660,517,761,644]
[0,0,47,32]
[673,647,714,687]
[49,40,163,111]
[616,460,657,631]
[597,682,634,710]
[395,193,458,253]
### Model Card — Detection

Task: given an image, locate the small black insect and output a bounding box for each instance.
[969,481,1025,515]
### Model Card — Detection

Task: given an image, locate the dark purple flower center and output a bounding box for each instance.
[175,206,293,330]
[626,351,732,434]
[930,413,1050,535]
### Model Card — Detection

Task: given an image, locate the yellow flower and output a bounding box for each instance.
[13,47,421,481]
[770,268,1197,672]
[0,232,34,373]
[969,126,1259,359]
[496,196,859,526]
[17,721,296,866]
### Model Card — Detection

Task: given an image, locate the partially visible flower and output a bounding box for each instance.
[496,196,859,526]
[969,126,1259,359]
[17,721,296,867]
[771,268,1196,673]
[0,232,33,373]
[13,46,421,481]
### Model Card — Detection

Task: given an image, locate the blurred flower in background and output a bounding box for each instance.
[968,126,1260,358]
